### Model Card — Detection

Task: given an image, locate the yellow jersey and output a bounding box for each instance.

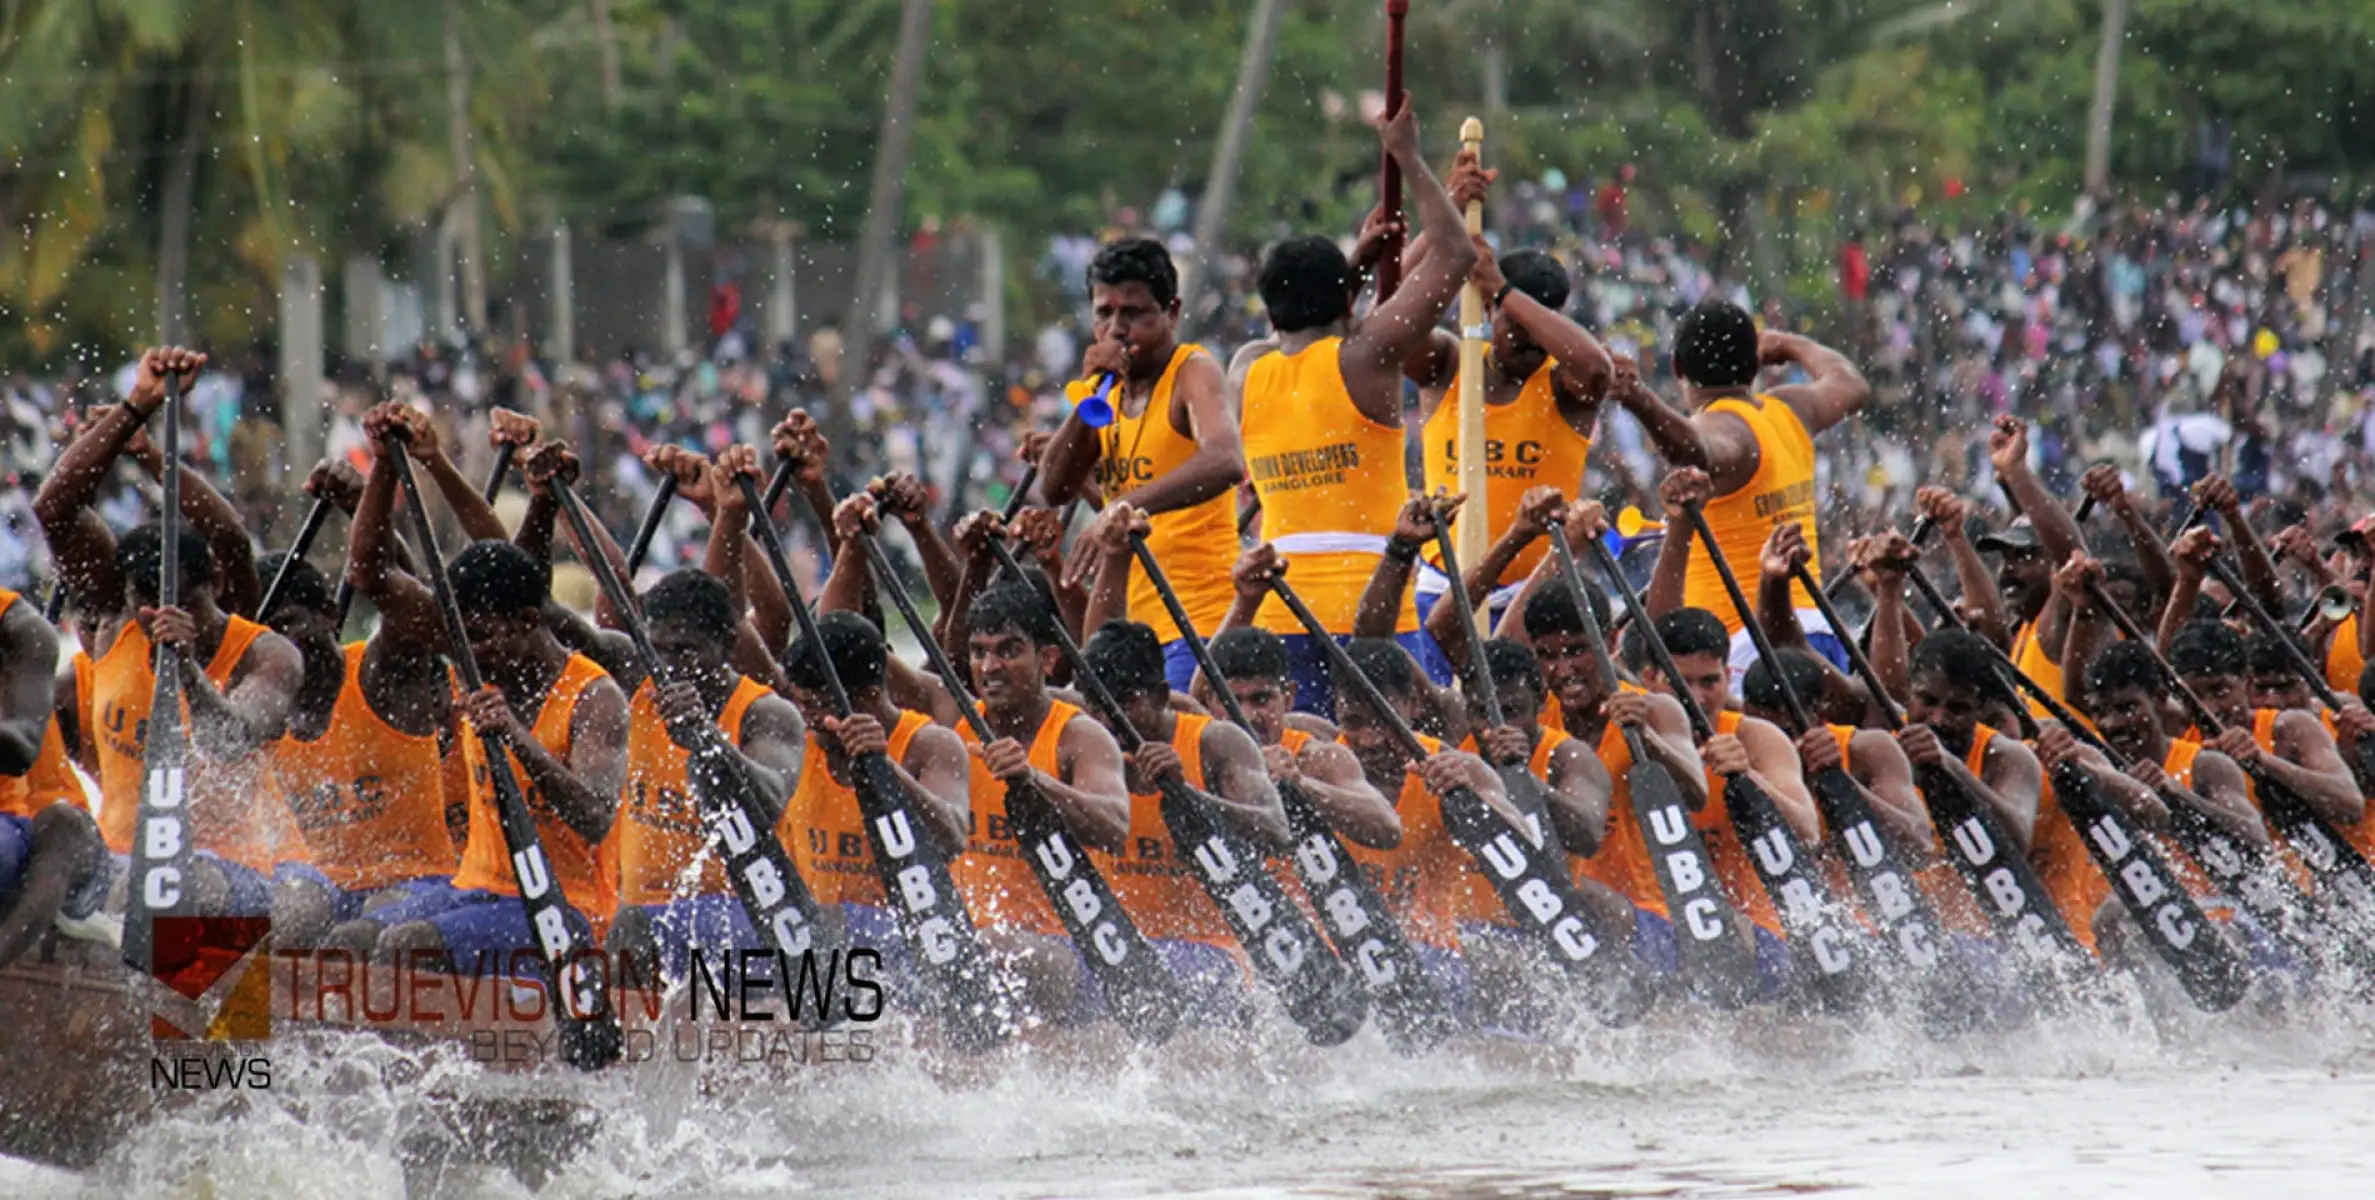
[1420,361,1592,588]
[1065,344,1239,646]
[1681,395,1821,632]
[1242,337,1417,635]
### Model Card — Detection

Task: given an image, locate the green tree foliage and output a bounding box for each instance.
[3,0,2371,363]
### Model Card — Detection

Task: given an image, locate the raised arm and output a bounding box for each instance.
[351,412,449,651]
[2158,528,2218,652]
[1986,416,2081,574]
[121,428,260,619]
[392,405,507,543]
[1216,543,1281,637]
[2080,465,2175,611]
[1354,494,1438,643]
[1078,503,1148,636]
[770,411,842,553]
[872,473,962,617]
[1758,329,1868,435]
[1918,487,2010,649]
[1339,102,1478,423]
[2194,475,2282,614]
[1469,249,1613,399]
[1643,467,1710,621]
[1858,533,1919,703]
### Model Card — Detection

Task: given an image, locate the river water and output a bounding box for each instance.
[9,989,2375,1198]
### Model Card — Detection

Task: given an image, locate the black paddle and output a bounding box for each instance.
[1535,525,1760,1008]
[1127,529,1453,1051]
[1267,574,1644,1021]
[1568,525,1869,1013]
[123,368,193,976]
[382,435,623,1070]
[1939,574,2331,980]
[735,475,1021,1050]
[2198,553,2375,790]
[622,475,680,577]
[845,517,1184,1044]
[1784,545,2097,995]
[1673,501,1970,996]
[553,478,857,1026]
[2073,573,2375,977]
[1429,518,1563,857]
[984,537,1367,1044]
[259,489,335,620]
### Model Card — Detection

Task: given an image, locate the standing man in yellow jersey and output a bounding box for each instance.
[1616,301,1868,685]
[0,586,106,964]
[1038,238,1244,693]
[1230,100,1477,715]
[1406,248,1612,626]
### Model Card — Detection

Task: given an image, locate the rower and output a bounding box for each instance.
[1405,240,1613,628]
[32,346,305,918]
[361,417,629,968]
[2165,618,2364,847]
[1037,238,1244,693]
[1201,623,1399,848]
[1230,99,1475,714]
[1505,577,1708,973]
[2074,642,2282,971]
[0,587,106,963]
[777,611,971,1004]
[948,578,1134,1023]
[606,568,807,977]
[1623,607,1818,978]
[1080,619,1290,1023]
[1328,637,1519,1022]
[1615,304,1867,683]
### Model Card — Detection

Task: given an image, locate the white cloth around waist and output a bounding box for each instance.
[1269,532,1393,557]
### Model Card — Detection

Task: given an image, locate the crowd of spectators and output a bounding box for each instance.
[4,187,2373,624]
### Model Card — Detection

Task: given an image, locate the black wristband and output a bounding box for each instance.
[1385,536,1422,565]
[1494,282,1517,308]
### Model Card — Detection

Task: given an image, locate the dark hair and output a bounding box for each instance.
[116,523,213,603]
[2244,631,2306,677]
[1656,608,1730,660]
[1673,299,1759,388]
[643,569,738,643]
[1908,629,2003,694]
[1499,250,1571,310]
[1743,648,1830,715]
[2168,619,2246,678]
[1479,638,1545,699]
[1209,626,1292,683]
[1257,235,1355,333]
[1083,619,1168,702]
[449,540,551,617]
[786,610,888,693]
[1336,637,1417,704]
[2083,640,2165,702]
[1088,237,1180,310]
[966,579,1058,647]
[1522,580,1611,641]
[256,551,332,618]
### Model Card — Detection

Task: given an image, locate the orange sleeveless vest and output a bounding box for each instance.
[1420,362,1593,587]
[451,654,620,923]
[0,589,82,818]
[952,699,1083,935]
[274,641,457,889]
[1341,730,1462,949]
[91,613,292,870]
[781,709,935,908]
[616,676,774,905]
[1681,395,1821,633]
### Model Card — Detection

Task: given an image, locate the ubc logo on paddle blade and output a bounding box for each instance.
[149,916,273,1041]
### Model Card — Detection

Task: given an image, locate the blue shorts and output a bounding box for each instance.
[412,890,597,979]
[1161,640,1199,694]
[1941,931,2034,1029]
[199,852,275,918]
[1278,631,1453,717]
[1072,937,1250,1028]
[0,814,29,905]
[1413,943,1475,1027]
[275,865,459,926]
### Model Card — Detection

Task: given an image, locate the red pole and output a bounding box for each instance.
[1375,0,1409,301]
